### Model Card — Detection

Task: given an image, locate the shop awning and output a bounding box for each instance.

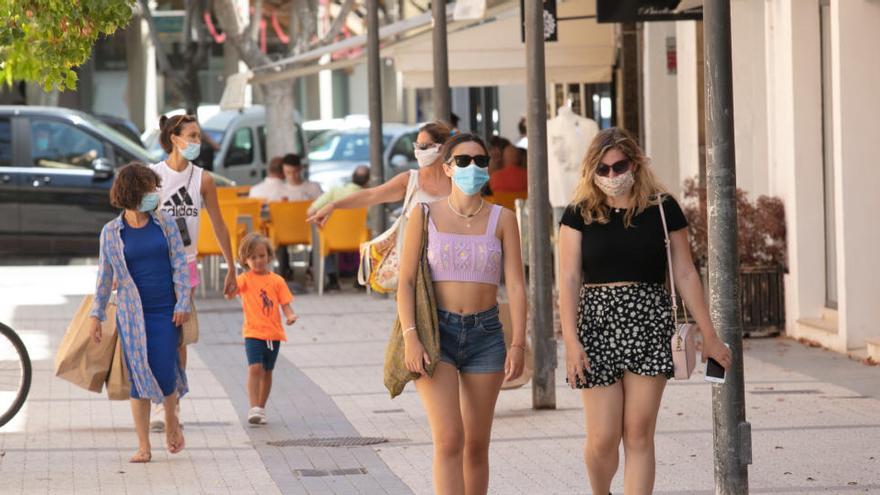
[388,0,615,88]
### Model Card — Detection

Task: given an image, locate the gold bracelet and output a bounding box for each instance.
[510,343,526,351]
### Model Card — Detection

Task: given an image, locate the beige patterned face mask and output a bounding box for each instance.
[594,171,635,197]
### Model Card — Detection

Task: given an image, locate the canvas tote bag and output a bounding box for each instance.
[383,205,440,398]
[358,170,419,293]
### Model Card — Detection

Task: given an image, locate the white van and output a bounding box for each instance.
[202,105,308,185]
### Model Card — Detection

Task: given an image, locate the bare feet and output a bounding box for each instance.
[129,450,152,463]
[166,423,185,454]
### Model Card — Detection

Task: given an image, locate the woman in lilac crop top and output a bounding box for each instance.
[397,133,527,495]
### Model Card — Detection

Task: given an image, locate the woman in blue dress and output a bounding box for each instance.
[88,163,191,463]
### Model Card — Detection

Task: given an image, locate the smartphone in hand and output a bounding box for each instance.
[704,343,730,384]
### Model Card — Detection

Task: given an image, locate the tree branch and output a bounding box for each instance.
[212,0,272,68]
[313,0,354,48]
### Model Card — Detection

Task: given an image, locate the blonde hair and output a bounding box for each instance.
[238,232,274,270]
[570,127,667,227]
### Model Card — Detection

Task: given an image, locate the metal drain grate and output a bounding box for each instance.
[294,468,368,477]
[372,408,404,414]
[267,437,388,448]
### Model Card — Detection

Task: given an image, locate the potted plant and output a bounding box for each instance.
[680,178,787,337]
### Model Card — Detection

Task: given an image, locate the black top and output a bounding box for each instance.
[560,195,688,284]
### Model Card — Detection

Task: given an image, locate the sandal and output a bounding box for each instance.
[166,424,186,454]
[129,450,152,463]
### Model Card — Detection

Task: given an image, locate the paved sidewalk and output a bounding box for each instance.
[1,266,879,494]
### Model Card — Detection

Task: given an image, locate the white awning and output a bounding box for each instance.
[387,0,615,88]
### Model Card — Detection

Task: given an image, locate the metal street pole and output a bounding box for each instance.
[703,1,751,493]
[524,0,556,409]
[432,0,451,123]
[366,0,386,234]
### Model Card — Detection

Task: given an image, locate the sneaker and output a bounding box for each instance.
[150,404,165,432]
[247,407,264,425]
[258,411,268,425]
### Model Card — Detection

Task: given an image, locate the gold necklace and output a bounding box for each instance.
[447,196,485,228]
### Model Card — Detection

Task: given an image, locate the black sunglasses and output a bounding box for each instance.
[596,159,632,177]
[413,142,437,151]
[449,154,490,168]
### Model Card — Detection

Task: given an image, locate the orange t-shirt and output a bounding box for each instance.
[489,166,528,193]
[236,271,294,341]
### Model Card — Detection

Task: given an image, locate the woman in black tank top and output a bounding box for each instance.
[557,127,732,494]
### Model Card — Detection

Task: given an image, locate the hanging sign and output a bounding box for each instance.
[454,0,487,21]
[520,0,558,43]
[596,0,703,23]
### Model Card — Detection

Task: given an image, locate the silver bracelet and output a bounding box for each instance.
[402,326,417,335]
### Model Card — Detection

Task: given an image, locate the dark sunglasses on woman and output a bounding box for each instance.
[596,159,632,177]
[449,154,491,168]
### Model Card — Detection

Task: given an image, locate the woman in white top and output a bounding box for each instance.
[149,114,238,430]
[306,121,453,225]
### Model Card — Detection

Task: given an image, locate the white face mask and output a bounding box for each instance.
[594,171,635,197]
[414,146,440,168]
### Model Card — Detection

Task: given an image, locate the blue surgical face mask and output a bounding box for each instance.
[180,142,201,161]
[138,192,160,212]
[452,163,490,196]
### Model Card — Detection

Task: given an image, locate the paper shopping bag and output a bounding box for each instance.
[106,328,131,400]
[54,295,116,393]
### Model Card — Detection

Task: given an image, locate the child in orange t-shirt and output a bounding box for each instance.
[232,233,297,425]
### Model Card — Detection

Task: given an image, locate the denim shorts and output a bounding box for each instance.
[437,306,506,374]
[245,338,281,371]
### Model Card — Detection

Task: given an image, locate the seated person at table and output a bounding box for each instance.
[249,157,297,202]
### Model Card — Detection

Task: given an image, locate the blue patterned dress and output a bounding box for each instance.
[90,211,191,403]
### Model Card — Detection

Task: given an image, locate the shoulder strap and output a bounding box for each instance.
[402,170,419,210]
[658,195,685,323]
[486,203,502,236]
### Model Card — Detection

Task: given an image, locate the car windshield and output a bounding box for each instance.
[308,131,391,162]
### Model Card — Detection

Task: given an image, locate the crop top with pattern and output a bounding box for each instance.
[426,204,503,286]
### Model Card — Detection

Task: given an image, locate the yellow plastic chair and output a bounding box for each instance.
[317,208,369,295]
[487,191,527,212]
[266,201,313,249]
[197,207,240,293]
[222,198,264,234]
[216,187,238,202]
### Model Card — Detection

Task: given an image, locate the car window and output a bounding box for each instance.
[0,118,11,167]
[308,131,391,162]
[225,127,253,167]
[30,119,106,169]
[390,132,417,162]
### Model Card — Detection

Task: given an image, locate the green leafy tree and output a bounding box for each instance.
[0,0,134,91]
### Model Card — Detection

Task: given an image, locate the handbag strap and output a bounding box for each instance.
[658,194,687,324]
[402,170,419,212]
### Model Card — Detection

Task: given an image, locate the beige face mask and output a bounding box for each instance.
[594,171,635,197]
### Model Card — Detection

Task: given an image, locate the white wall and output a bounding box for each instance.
[830,0,880,350]
[730,0,770,197]
[498,84,527,141]
[642,21,681,195]
[92,71,130,119]
[764,0,828,345]
[675,21,700,187]
[348,63,368,116]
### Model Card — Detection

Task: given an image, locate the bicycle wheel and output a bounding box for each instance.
[0,322,32,427]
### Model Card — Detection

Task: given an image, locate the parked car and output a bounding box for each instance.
[0,106,232,258]
[201,105,308,185]
[302,114,369,146]
[307,124,420,191]
[94,114,144,148]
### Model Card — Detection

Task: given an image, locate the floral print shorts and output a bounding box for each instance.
[571,283,675,388]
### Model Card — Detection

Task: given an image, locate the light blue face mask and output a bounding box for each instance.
[452,163,490,196]
[180,142,201,161]
[138,192,160,212]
